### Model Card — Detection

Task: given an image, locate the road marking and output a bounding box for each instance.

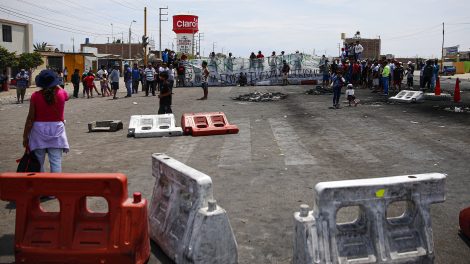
[165,136,201,163]
[268,118,317,166]
[219,118,252,167]
[313,117,381,163]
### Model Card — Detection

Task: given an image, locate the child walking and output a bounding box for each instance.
[158,71,172,114]
[100,74,111,97]
[345,84,358,107]
[198,61,210,100]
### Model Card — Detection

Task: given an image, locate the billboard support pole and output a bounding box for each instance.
[440,22,444,72]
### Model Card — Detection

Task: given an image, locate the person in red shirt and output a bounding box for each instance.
[23,69,69,172]
[352,61,361,86]
[83,72,96,98]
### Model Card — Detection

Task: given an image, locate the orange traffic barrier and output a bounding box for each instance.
[454,78,461,103]
[0,173,150,264]
[435,77,441,95]
[181,112,239,136]
[460,207,470,239]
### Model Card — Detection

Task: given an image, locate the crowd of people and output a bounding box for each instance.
[320,52,442,108]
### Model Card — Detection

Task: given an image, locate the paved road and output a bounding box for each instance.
[0,82,469,263]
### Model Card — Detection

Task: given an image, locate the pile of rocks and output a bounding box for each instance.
[305,86,332,95]
[232,92,288,102]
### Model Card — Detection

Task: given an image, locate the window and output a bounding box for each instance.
[2,25,12,42]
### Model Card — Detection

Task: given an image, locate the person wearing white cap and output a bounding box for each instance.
[345,83,358,107]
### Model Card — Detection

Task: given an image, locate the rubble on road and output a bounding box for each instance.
[231,92,287,102]
[305,86,332,95]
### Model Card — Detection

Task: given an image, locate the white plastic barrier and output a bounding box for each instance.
[149,153,238,264]
[128,114,183,138]
[293,173,446,264]
[389,90,424,103]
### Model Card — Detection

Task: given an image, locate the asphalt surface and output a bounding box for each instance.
[0,80,469,264]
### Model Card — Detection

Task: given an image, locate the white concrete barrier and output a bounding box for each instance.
[424,93,452,101]
[149,153,238,264]
[293,173,446,264]
[389,90,424,103]
[128,114,183,138]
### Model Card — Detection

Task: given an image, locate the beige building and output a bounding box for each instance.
[0,18,33,54]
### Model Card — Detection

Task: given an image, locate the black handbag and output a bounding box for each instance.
[16,150,41,172]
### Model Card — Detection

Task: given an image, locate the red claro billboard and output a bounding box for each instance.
[173,15,199,34]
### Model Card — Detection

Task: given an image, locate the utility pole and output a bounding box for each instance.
[144,7,147,66]
[111,23,114,42]
[71,37,75,53]
[121,32,124,59]
[129,20,136,60]
[441,22,444,73]
[159,6,168,59]
[197,33,204,57]
[337,43,340,57]
[212,42,216,54]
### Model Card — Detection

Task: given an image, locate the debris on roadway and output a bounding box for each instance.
[232,92,288,102]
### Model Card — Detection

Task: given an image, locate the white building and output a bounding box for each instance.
[0,18,33,54]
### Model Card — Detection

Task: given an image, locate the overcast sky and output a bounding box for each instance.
[1,0,469,58]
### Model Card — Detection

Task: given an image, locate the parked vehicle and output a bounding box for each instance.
[442,66,456,76]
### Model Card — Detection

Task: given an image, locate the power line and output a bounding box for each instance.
[0,6,120,37]
[108,0,141,11]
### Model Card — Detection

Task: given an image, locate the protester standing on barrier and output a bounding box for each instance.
[22,69,69,173]
[157,71,172,114]
[198,61,209,100]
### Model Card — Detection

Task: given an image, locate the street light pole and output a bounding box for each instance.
[129,20,136,60]
[159,7,168,59]
[111,23,114,42]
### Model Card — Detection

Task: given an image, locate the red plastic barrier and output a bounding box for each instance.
[0,173,150,264]
[454,78,461,103]
[460,206,470,238]
[181,112,239,136]
[300,79,318,85]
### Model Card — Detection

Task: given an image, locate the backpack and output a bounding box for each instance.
[17,150,41,172]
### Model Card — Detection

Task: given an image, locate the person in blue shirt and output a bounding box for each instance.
[432,59,440,89]
[132,63,140,94]
[162,49,169,64]
[331,70,345,109]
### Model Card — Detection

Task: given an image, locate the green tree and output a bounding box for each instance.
[18,52,43,85]
[33,42,48,51]
[0,46,18,70]
[18,52,43,71]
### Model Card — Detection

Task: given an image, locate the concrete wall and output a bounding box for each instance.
[0,20,33,54]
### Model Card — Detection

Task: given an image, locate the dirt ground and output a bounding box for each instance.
[0,80,470,264]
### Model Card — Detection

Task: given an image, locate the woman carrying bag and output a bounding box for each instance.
[22,70,69,173]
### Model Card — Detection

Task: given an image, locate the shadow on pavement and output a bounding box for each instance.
[459,232,470,248]
[150,240,174,264]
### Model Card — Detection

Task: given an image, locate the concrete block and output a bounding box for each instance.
[293,173,446,264]
[424,93,452,101]
[389,90,424,103]
[128,114,183,138]
[149,153,238,264]
[88,120,123,132]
